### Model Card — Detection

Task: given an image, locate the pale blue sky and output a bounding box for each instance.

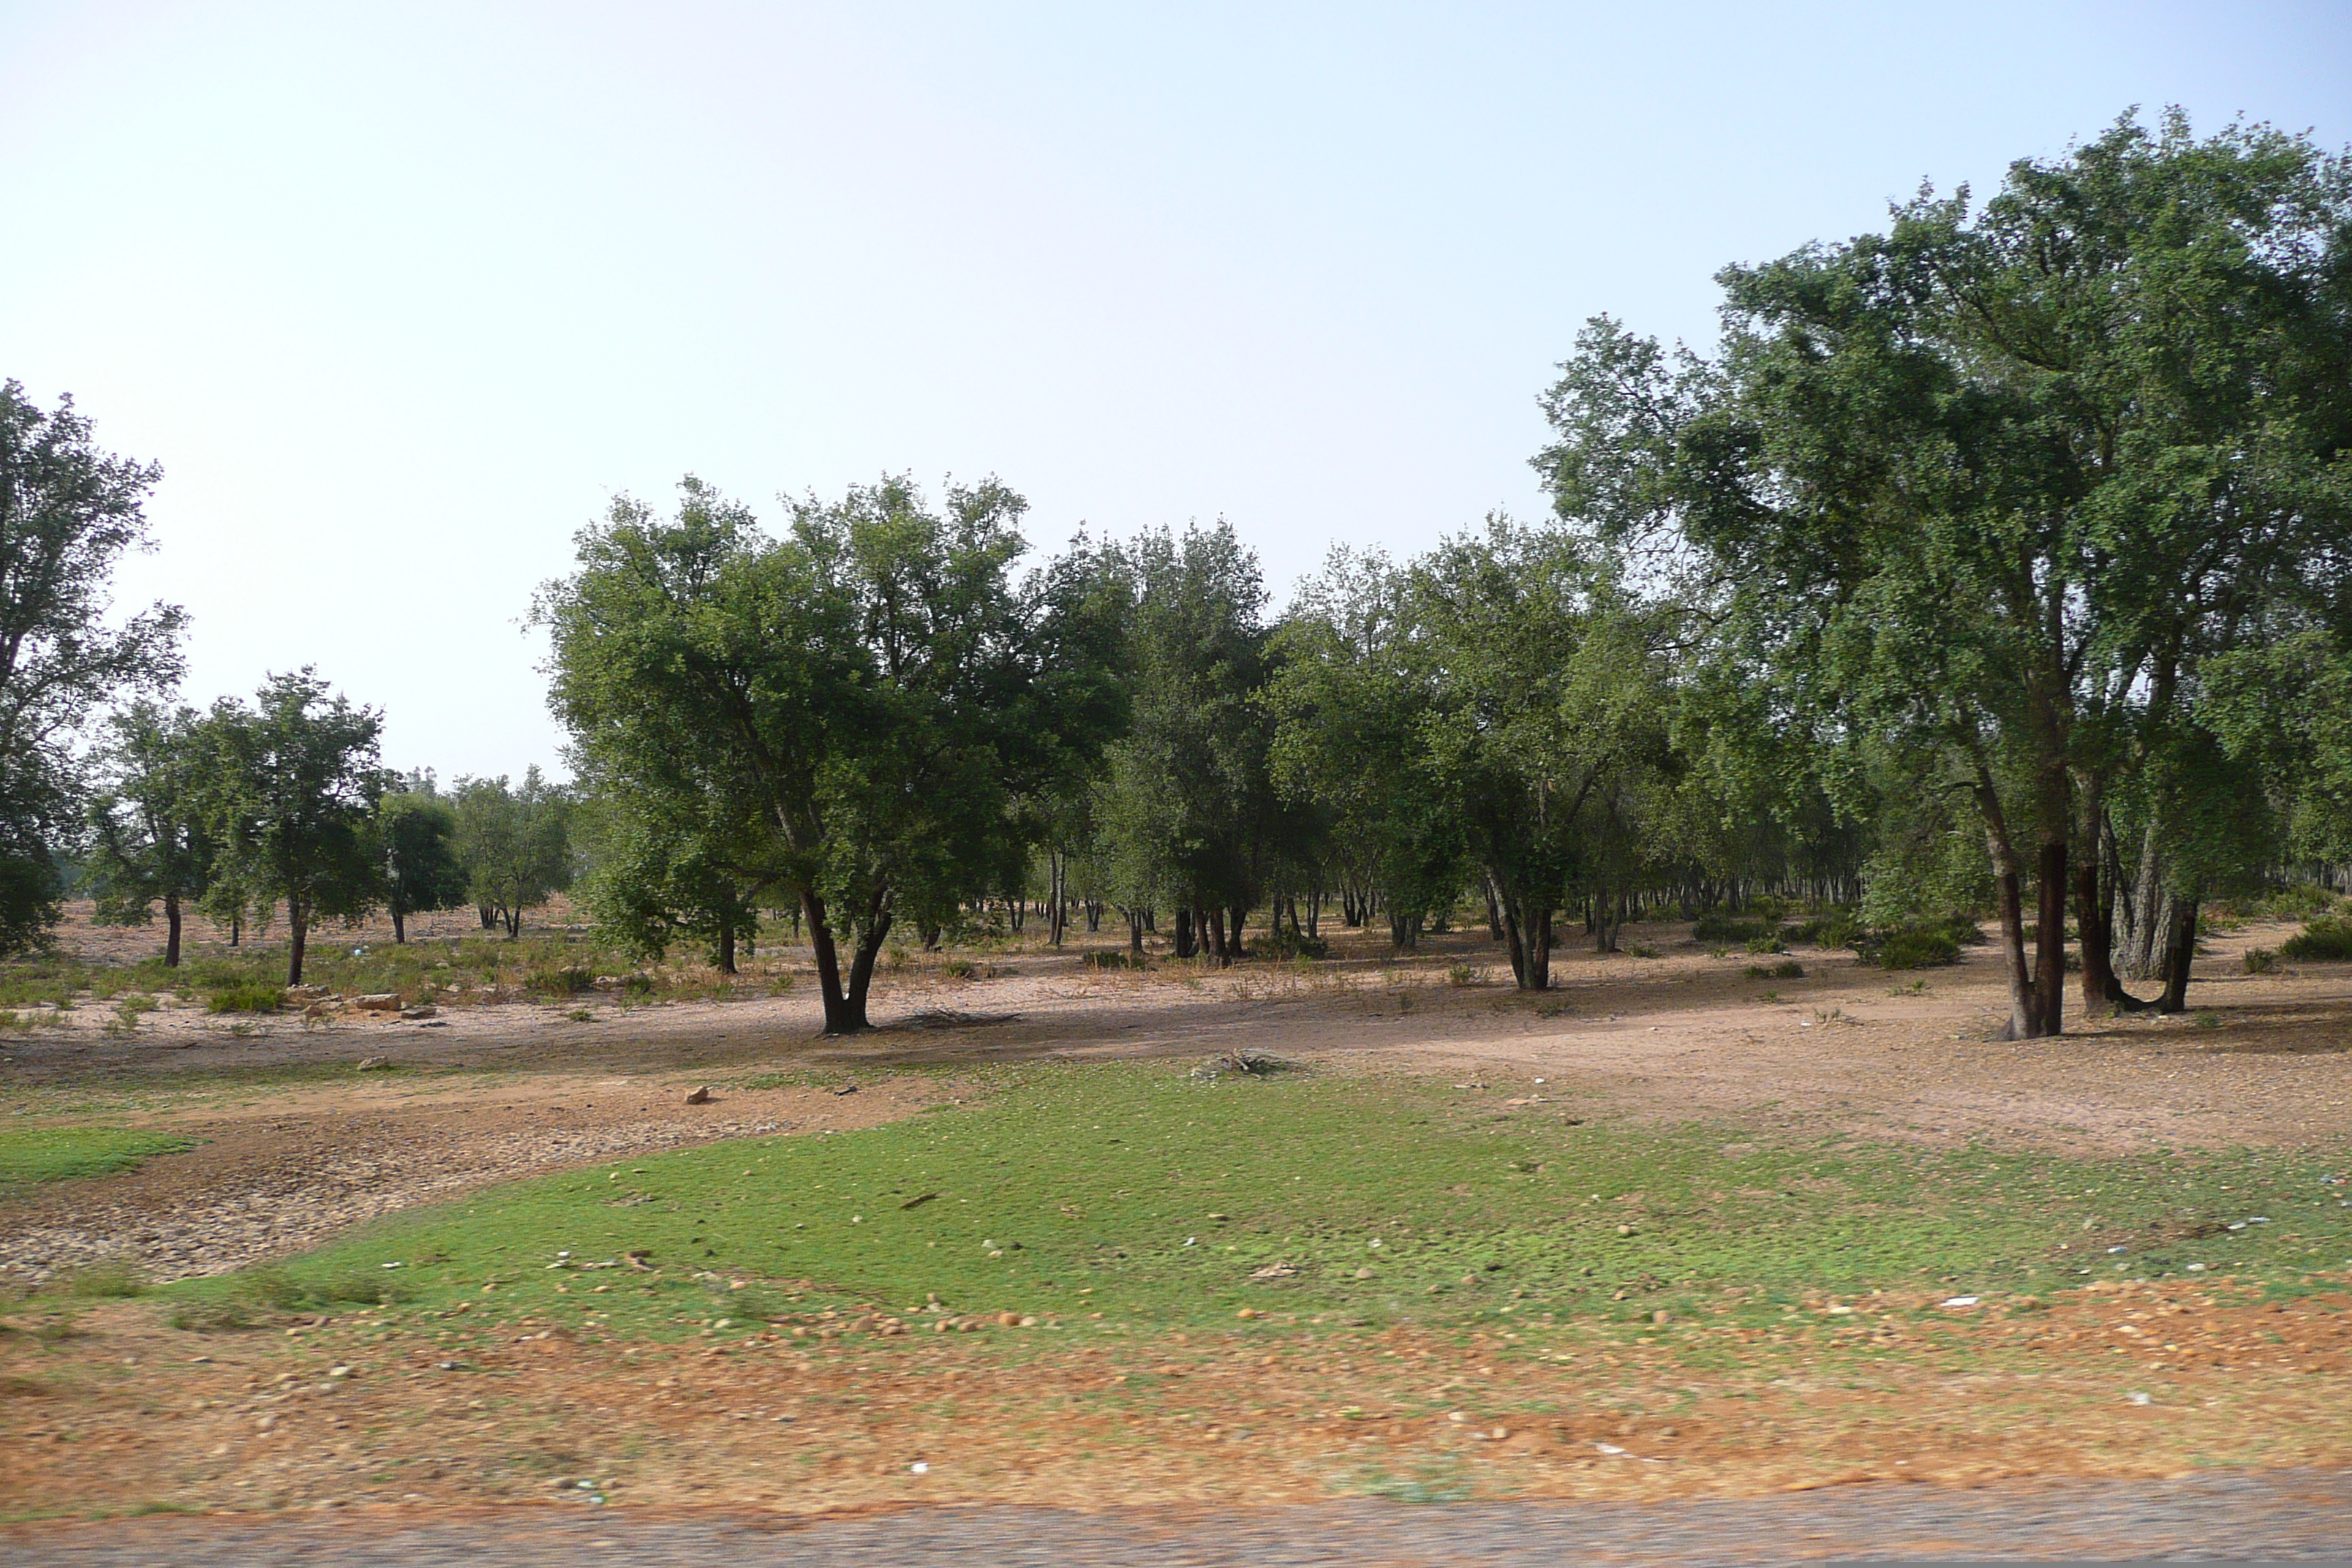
[4,1,2345,778]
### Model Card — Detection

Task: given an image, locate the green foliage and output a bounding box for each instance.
[1871,927,1964,970]
[200,669,386,984]
[376,788,469,937]
[453,769,572,938]
[1744,959,1804,979]
[206,981,282,1014]
[1741,933,1785,955]
[2242,947,2280,975]
[0,1128,193,1184]
[525,965,595,998]
[542,475,1123,1032]
[2282,917,2352,962]
[0,382,186,958]
[85,701,214,957]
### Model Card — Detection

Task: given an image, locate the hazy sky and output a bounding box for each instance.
[4,2,2345,780]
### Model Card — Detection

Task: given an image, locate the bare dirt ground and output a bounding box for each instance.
[4,907,2350,1552]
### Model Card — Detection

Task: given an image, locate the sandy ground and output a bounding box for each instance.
[4,908,2348,1293]
[3,907,2350,1537]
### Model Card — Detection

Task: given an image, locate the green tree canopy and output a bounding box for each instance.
[0,382,186,953]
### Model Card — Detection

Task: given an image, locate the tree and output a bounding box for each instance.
[376,787,469,943]
[1100,523,1289,964]
[1267,547,1462,952]
[1409,520,1667,989]
[204,671,385,987]
[0,382,186,953]
[85,701,213,965]
[542,474,1117,1033]
[453,769,571,938]
[1538,111,2352,1033]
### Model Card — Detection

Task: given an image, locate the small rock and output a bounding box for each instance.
[685,1086,712,1105]
[353,994,402,1013]
[996,1311,1021,1327]
[1616,1224,1637,1237]
[1651,1310,1671,1325]
[401,1005,437,1020]
[1235,1307,1259,1319]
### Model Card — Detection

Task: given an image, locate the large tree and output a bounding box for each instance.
[1539,111,2352,1034]
[542,474,1120,1033]
[204,671,385,986]
[0,382,186,952]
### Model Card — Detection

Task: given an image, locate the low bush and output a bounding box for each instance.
[1082,951,1142,970]
[1874,928,1961,970]
[2243,947,2280,975]
[1742,933,1787,955]
[2282,916,2352,962]
[59,1262,146,1299]
[206,982,282,1014]
[1262,928,1330,961]
[1691,914,1770,944]
[526,965,595,998]
[1744,959,1804,980]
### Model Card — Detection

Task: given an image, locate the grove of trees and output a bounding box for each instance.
[9,111,2348,1040]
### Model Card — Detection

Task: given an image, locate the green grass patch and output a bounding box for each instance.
[176,1063,2352,1346]
[0,1128,196,1185]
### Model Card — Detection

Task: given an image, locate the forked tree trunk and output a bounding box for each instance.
[1496,878,1553,990]
[803,887,854,1033]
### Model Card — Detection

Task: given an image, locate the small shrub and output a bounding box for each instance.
[59,1262,146,1299]
[941,958,976,979]
[1626,942,1659,959]
[1692,915,1770,944]
[1744,959,1804,980]
[2261,884,2338,922]
[1445,963,1475,987]
[2282,917,2352,962]
[1262,928,1330,961]
[1743,933,1787,955]
[1875,928,1961,970]
[167,1300,258,1333]
[206,983,282,1014]
[526,965,595,998]
[1757,989,1779,1002]
[2243,947,2280,975]
[114,995,159,1028]
[1082,951,1142,970]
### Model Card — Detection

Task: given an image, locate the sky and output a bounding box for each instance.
[3,1,2346,780]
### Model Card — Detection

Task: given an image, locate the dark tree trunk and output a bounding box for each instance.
[391,909,407,945]
[1205,906,1229,965]
[717,924,737,976]
[229,914,240,947]
[920,922,941,951]
[478,905,497,930]
[1388,909,1421,952]
[2073,799,2141,1013]
[1128,908,1145,955]
[804,886,856,1034]
[1991,863,2035,1040]
[2033,840,2067,1037]
[1496,879,1552,990]
[505,908,522,938]
[1483,875,1504,941]
[1172,906,1196,959]
[163,892,182,968]
[1226,904,1248,960]
[844,902,893,1029]
[286,897,309,988]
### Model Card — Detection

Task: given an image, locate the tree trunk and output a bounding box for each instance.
[1173,907,1196,960]
[1049,854,1067,947]
[478,905,496,930]
[802,886,855,1033]
[391,909,407,945]
[1496,879,1552,990]
[229,914,240,948]
[843,904,893,1029]
[1388,908,1420,952]
[1226,904,1248,960]
[717,924,737,976]
[1975,774,2044,1040]
[285,897,309,987]
[2157,889,2200,1013]
[2073,797,2140,1013]
[1482,875,1504,941]
[1205,906,1229,966]
[163,892,181,968]
[2033,840,2067,1038]
[1128,908,1145,956]
[505,908,522,938]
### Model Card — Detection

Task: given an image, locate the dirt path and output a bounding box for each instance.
[4,916,2349,1289]
[4,1469,2348,1564]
